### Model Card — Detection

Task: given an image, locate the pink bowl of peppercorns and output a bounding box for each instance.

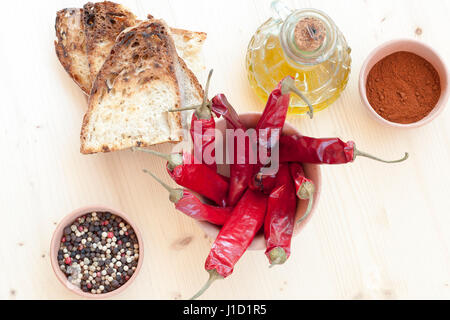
[50,206,144,299]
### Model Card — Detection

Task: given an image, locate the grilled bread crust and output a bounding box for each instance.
[55,8,91,93]
[80,19,183,154]
[171,28,207,78]
[55,5,207,96]
[83,1,137,88]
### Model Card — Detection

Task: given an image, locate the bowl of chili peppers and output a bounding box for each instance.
[196,111,322,251]
[134,71,409,299]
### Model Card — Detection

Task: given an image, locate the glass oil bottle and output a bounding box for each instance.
[246,1,352,115]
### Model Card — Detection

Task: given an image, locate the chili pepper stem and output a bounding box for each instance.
[195,70,214,120]
[268,247,287,267]
[280,77,314,119]
[168,70,214,120]
[168,105,202,112]
[133,147,183,170]
[297,182,315,224]
[297,195,313,225]
[142,169,183,203]
[132,147,168,160]
[354,148,409,164]
[190,270,223,300]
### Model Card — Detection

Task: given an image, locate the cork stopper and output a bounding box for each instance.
[294,17,326,52]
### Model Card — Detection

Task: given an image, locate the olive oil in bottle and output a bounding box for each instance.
[246,1,352,115]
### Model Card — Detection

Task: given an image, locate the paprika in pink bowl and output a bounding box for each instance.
[359,39,449,128]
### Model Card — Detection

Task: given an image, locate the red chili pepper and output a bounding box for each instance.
[175,190,232,225]
[174,70,217,171]
[191,189,268,299]
[289,163,315,224]
[256,77,313,140]
[249,78,294,192]
[143,170,233,225]
[252,77,313,178]
[279,135,409,164]
[255,77,294,147]
[190,113,216,171]
[252,79,290,175]
[211,94,255,206]
[264,164,297,266]
[134,148,229,207]
[211,94,245,130]
[249,167,278,195]
[191,71,217,170]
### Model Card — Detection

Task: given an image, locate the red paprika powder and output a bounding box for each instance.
[366,51,441,124]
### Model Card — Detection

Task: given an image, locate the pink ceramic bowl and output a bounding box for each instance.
[197,112,322,250]
[359,39,449,128]
[50,206,144,299]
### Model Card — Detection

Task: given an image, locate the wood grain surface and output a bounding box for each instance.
[0,0,449,300]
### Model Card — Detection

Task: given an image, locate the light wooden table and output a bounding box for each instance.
[1,0,449,300]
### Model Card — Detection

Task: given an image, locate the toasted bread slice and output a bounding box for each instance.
[55,8,91,93]
[83,1,137,87]
[55,6,207,95]
[80,20,183,154]
[171,28,207,80]
[176,57,204,134]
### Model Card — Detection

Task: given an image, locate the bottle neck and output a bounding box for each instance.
[280,9,337,66]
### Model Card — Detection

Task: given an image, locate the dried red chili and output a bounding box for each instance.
[279,135,409,164]
[211,94,255,206]
[191,189,268,299]
[253,77,313,178]
[171,70,217,171]
[253,77,291,172]
[255,77,304,146]
[134,148,229,206]
[258,77,314,131]
[191,71,216,171]
[211,94,245,130]
[249,168,278,195]
[264,164,297,266]
[289,162,314,223]
[143,170,232,225]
